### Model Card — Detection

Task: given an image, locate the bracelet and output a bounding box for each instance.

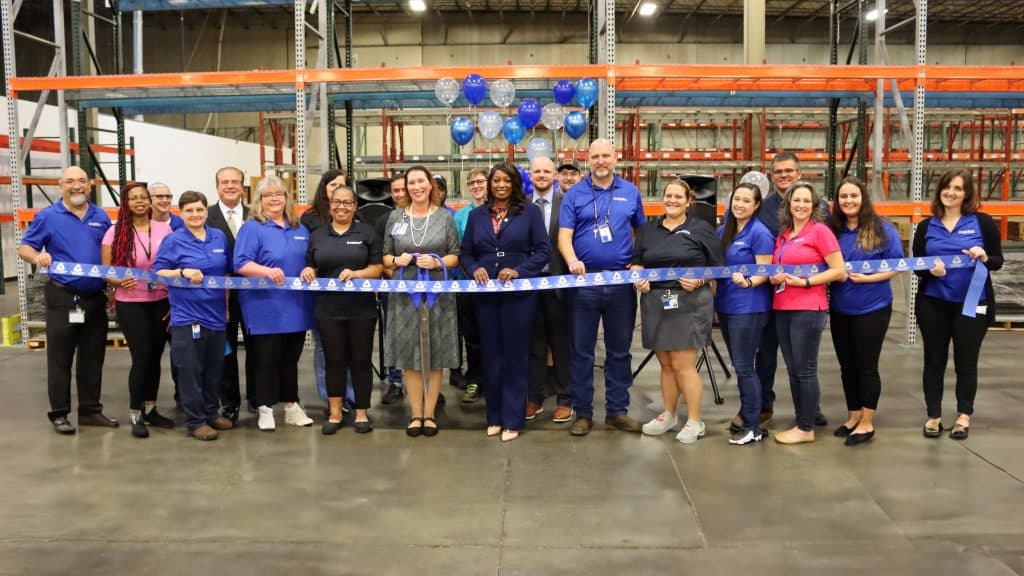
[745,277,753,288]
[804,278,811,288]
[179,268,185,278]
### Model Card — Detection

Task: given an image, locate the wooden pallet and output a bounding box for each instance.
[26,333,129,350]
[991,320,1024,332]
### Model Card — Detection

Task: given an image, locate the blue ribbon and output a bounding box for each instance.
[961,261,989,318]
[401,253,448,309]
[40,255,977,296]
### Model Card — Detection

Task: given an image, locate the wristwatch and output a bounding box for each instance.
[804,278,811,288]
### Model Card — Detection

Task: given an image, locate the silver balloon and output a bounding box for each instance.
[435,77,460,106]
[541,103,565,130]
[526,137,552,162]
[477,110,503,140]
[489,79,516,108]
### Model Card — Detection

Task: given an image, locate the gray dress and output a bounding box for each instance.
[383,208,461,369]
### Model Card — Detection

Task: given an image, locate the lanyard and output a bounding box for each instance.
[591,186,612,231]
[775,226,807,264]
[138,225,153,262]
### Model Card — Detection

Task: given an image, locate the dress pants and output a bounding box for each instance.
[477,292,537,431]
[568,284,636,419]
[456,293,483,386]
[317,316,377,409]
[170,325,225,432]
[220,290,255,412]
[916,295,988,418]
[755,310,778,412]
[250,332,306,407]
[44,281,107,420]
[529,288,571,406]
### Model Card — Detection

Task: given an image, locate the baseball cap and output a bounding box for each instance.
[557,161,580,172]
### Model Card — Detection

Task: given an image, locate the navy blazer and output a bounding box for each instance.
[460,201,551,279]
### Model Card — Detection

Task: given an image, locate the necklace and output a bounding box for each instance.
[409,207,432,247]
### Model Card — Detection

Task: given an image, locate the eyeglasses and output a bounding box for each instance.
[261,192,286,199]
[219,179,242,186]
[151,194,172,200]
[127,196,150,203]
[329,199,356,208]
[772,168,798,176]
[467,179,487,186]
[62,178,89,185]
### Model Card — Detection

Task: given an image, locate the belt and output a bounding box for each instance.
[48,280,104,298]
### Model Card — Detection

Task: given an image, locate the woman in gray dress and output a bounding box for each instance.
[382,165,460,437]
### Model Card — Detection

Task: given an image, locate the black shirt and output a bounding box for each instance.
[632,216,724,290]
[301,211,330,234]
[306,221,383,319]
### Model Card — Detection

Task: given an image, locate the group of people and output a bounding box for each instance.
[19,142,1003,445]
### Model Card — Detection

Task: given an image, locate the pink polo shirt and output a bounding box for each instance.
[772,221,840,311]
[101,220,172,302]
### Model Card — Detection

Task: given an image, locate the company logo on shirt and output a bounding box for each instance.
[346,241,362,245]
[294,235,308,241]
[675,229,691,235]
[87,222,104,227]
[734,241,746,246]
[212,248,225,253]
[958,229,976,235]
[613,196,629,202]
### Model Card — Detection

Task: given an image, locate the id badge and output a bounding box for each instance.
[391,222,408,236]
[661,292,679,310]
[191,324,202,340]
[68,307,85,324]
[775,283,786,294]
[597,224,613,244]
[147,281,157,292]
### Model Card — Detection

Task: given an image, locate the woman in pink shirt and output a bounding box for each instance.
[102,182,176,438]
[769,182,845,444]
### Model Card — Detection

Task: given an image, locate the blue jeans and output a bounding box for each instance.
[776,310,827,432]
[568,284,636,419]
[755,310,778,412]
[719,312,768,433]
[170,325,225,432]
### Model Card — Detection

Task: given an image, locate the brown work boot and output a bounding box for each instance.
[208,416,234,430]
[526,401,544,421]
[569,417,593,436]
[552,405,574,423]
[605,414,642,433]
[188,424,219,441]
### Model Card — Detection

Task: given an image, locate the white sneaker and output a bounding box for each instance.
[257,406,276,431]
[284,403,314,427]
[676,420,706,444]
[642,411,678,436]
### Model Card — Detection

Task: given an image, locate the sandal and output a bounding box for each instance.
[406,417,424,438]
[422,417,439,437]
[922,420,943,439]
[950,418,970,441]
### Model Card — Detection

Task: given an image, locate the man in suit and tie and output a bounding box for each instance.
[206,166,253,421]
[526,157,573,424]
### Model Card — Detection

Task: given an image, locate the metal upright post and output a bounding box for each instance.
[2,0,20,301]
[596,0,615,143]
[343,0,354,178]
[855,0,868,184]
[826,0,838,195]
[587,0,598,142]
[294,0,308,204]
[316,0,329,174]
[70,0,93,184]
[54,0,70,166]
[871,0,886,198]
[905,0,927,347]
[325,2,337,170]
[112,4,127,187]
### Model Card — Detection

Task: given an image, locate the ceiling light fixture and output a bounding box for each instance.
[865,7,888,21]
[409,0,427,12]
[639,2,657,16]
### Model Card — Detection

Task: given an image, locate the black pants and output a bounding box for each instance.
[44,282,107,420]
[250,332,305,407]
[529,289,571,406]
[220,291,255,411]
[755,310,778,412]
[830,305,891,412]
[116,299,170,411]
[317,316,376,409]
[456,293,483,385]
[916,295,988,418]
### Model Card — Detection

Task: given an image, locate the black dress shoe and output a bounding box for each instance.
[834,424,856,438]
[406,417,424,437]
[321,420,343,436]
[222,406,239,423]
[142,408,175,429]
[381,384,404,405]
[130,416,150,439]
[353,419,374,434]
[437,393,447,408]
[78,413,119,428]
[844,430,874,446]
[52,416,76,435]
[814,412,828,427]
[421,417,439,437]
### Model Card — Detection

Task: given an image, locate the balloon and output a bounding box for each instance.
[541,103,565,130]
[477,110,502,140]
[462,74,487,106]
[450,116,475,146]
[564,111,588,139]
[552,80,575,105]
[526,137,551,162]
[575,77,599,109]
[435,77,460,106]
[502,117,525,145]
[518,166,534,196]
[517,98,542,130]
[490,79,516,108]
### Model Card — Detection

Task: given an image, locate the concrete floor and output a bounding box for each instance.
[0,278,1022,574]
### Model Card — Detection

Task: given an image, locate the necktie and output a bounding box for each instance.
[226,209,237,237]
[536,197,550,273]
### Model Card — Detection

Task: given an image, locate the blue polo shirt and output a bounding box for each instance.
[168,213,185,231]
[152,225,229,330]
[233,219,313,335]
[920,214,985,304]
[830,220,904,315]
[559,175,646,270]
[715,218,775,315]
[21,201,111,293]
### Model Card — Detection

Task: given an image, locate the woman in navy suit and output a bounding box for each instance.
[461,163,551,441]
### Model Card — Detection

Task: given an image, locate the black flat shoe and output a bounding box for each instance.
[834,424,856,438]
[814,412,828,427]
[52,416,76,435]
[844,430,874,446]
[354,419,373,434]
[321,420,343,436]
[922,422,943,439]
[406,417,424,437]
[78,412,119,428]
[142,408,175,429]
[421,417,439,437]
[949,424,969,441]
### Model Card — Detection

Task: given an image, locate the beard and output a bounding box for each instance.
[67,193,88,207]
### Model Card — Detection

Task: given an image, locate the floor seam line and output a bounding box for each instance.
[961,443,1024,485]
[495,444,513,575]
[666,442,709,551]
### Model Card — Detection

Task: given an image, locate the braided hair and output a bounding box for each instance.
[111,182,150,267]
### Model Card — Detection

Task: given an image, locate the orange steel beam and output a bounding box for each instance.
[0,135,135,156]
[9,65,1024,94]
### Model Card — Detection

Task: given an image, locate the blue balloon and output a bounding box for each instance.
[552,80,575,106]
[450,116,475,146]
[502,117,525,145]
[575,77,599,109]
[462,74,487,106]
[518,166,534,196]
[517,98,542,130]
[564,111,588,139]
